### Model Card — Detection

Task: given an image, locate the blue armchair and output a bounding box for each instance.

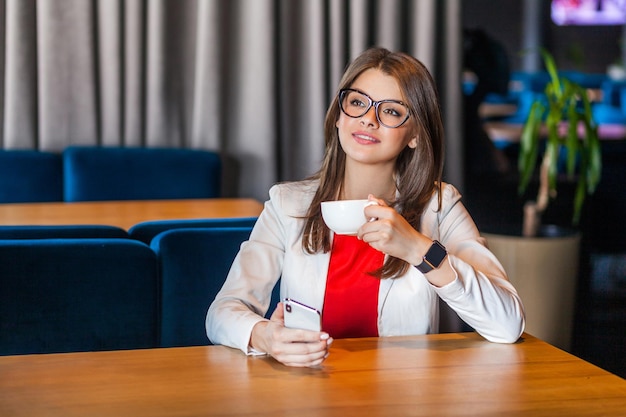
[0,225,129,239]
[0,150,63,203]
[128,217,257,244]
[0,238,158,355]
[150,227,275,347]
[63,146,221,202]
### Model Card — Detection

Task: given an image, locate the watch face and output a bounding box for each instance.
[416,240,447,273]
[428,241,447,266]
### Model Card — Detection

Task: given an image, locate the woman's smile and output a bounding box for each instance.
[352,131,380,145]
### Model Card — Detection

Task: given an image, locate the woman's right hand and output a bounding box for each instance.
[250,302,333,367]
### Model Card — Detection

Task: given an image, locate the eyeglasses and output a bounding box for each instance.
[338,88,410,128]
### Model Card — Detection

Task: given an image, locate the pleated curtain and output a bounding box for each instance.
[0,0,462,200]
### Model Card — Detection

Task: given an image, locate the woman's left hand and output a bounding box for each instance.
[358,194,431,266]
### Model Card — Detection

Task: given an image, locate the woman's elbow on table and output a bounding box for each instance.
[480,315,526,344]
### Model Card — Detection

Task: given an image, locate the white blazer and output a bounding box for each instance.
[206,180,525,353]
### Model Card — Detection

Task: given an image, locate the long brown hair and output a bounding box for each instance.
[303,47,445,279]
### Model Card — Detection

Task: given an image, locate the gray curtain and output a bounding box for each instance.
[0,0,462,201]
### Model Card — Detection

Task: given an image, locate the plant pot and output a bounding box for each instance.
[483,226,581,351]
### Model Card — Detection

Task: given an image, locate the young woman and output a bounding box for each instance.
[206,47,525,367]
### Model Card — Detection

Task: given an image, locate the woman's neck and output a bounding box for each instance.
[341,164,396,201]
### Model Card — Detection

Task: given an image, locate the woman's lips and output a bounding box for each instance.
[352,132,380,145]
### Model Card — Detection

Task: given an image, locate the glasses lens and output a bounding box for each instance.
[340,90,371,118]
[339,89,409,128]
[377,101,409,128]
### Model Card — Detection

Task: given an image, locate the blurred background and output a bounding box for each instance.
[0,0,623,376]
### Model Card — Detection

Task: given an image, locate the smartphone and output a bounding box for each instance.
[283,298,322,332]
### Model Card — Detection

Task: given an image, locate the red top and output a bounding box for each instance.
[322,234,384,338]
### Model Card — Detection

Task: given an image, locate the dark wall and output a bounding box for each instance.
[463,0,526,70]
[463,0,624,73]
[463,0,626,380]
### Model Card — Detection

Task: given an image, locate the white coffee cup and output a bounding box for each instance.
[321,199,378,235]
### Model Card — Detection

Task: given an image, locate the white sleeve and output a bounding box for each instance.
[206,185,287,353]
[427,184,526,343]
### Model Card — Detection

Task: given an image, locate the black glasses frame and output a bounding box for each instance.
[338,88,410,128]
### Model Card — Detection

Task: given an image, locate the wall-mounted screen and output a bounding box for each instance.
[552,0,626,25]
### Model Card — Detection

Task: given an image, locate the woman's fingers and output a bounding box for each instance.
[263,322,333,367]
[270,333,333,367]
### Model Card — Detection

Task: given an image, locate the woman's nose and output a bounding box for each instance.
[360,105,379,127]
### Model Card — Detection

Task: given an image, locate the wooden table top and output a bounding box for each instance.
[0,198,264,230]
[1,332,624,416]
[484,121,626,143]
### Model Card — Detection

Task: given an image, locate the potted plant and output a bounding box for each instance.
[518,49,602,237]
[484,49,602,350]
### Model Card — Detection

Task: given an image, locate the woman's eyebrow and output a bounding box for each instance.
[350,87,404,102]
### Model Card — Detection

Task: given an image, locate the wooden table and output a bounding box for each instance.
[484,121,626,144]
[0,198,264,230]
[1,332,624,416]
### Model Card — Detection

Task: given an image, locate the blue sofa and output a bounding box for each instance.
[0,223,266,355]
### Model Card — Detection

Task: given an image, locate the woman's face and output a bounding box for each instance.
[336,68,417,169]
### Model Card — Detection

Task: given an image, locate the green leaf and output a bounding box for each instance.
[572,169,586,225]
[565,103,579,177]
[541,49,562,99]
[545,132,559,193]
[518,101,543,194]
[587,130,602,193]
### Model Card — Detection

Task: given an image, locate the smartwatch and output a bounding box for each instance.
[415,240,447,274]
